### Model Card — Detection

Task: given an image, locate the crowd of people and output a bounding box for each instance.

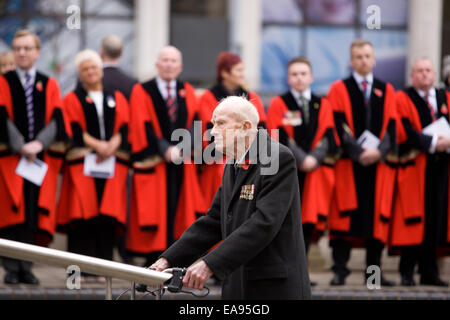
[1,29,450,289]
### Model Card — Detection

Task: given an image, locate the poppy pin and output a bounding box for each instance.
[86,96,93,104]
[241,158,252,170]
[178,89,186,98]
[441,104,448,115]
[373,88,383,97]
[35,81,43,92]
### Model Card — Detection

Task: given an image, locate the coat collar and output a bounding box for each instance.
[223,129,272,213]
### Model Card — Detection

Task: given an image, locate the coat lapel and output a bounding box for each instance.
[223,130,270,213]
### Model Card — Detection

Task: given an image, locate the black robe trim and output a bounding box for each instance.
[73,86,118,206]
[337,77,388,239]
[140,79,187,246]
[4,70,48,143]
[141,79,188,143]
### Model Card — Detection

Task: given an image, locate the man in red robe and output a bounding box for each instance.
[127,46,205,266]
[391,58,450,287]
[267,57,339,265]
[0,30,66,285]
[326,39,397,286]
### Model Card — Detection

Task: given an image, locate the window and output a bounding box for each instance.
[0,0,135,95]
[260,0,408,95]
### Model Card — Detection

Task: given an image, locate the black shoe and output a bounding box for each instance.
[330,274,346,286]
[310,281,317,287]
[380,276,396,287]
[19,272,39,285]
[401,275,416,286]
[4,272,20,285]
[420,277,449,287]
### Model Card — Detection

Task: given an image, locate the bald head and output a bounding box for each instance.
[411,58,435,91]
[101,35,123,61]
[156,46,183,82]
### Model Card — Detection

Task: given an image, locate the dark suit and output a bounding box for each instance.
[162,129,311,300]
[102,66,137,100]
[101,65,136,264]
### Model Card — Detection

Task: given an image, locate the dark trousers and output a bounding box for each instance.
[0,225,35,275]
[399,244,438,280]
[303,224,315,255]
[67,216,116,277]
[331,238,384,277]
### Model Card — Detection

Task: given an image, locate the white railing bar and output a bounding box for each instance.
[0,238,172,288]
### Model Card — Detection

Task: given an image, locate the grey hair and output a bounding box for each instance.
[214,95,260,131]
[75,49,103,71]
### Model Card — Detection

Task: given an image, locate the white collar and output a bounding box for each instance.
[416,88,436,99]
[290,88,311,102]
[352,71,373,85]
[156,76,177,89]
[16,66,36,81]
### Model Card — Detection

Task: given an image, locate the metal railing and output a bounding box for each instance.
[0,238,172,300]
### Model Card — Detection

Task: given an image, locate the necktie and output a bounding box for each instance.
[361,79,369,106]
[300,96,309,124]
[424,92,437,122]
[24,73,34,140]
[166,84,177,123]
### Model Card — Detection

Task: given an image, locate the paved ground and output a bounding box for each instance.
[0,235,449,300]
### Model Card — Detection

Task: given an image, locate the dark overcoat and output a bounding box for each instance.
[162,129,311,300]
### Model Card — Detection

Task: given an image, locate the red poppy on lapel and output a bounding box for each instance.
[441,104,448,115]
[373,88,383,97]
[35,81,43,92]
[178,89,186,98]
[85,96,93,104]
[241,158,252,170]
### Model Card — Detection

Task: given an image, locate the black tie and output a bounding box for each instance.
[234,165,239,180]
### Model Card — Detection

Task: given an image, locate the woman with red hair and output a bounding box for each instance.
[198,51,266,208]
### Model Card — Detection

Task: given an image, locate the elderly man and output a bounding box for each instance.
[391,58,450,287]
[150,96,312,300]
[127,46,205,266]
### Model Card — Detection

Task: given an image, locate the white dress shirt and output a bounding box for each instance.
[16,66,36,89]
[290,88,311,107]
[416,88,439,153]
[156,76,177,101]
[88,90,105,140]
[416,88,438,114]
[352,71,373,100]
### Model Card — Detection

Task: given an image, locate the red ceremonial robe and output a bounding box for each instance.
[266,92,339,234]
[198,83,267,208]
[127,79,206,254]
[390,88,450,252]
[0,70,66,245]
[327,76,398,244]
[57,87,129,230]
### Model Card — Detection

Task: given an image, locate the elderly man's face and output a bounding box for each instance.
[78,59,103,87]
[210,108,247,158]
[156,47,183,82]
[411,59,435,91]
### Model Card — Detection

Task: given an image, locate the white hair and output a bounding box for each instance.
[215,95,260,130]
[75,49,103,71]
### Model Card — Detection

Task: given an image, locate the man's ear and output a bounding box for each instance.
[243,120,252,130]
